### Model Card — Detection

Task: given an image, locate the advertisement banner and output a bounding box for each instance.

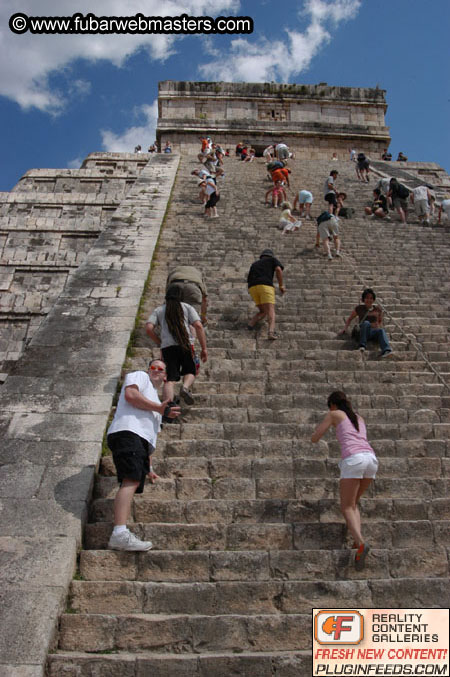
[313,608,449,675]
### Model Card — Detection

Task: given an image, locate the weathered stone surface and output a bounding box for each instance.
[0,587,65,663]
[59,614,116,652]
[0,536,76,587]
[48,653,136,677]
[0,667,45,677]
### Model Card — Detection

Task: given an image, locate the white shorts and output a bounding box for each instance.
[298,190,313,204]
[415,199,429,216]
[339,453,378,479]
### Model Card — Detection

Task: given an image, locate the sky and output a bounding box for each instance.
[0,0,449,191]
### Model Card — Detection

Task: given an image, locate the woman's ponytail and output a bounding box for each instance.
[327,391,359,431]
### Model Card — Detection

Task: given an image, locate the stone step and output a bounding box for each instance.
[93,474,449,502]
[84,519,450,551]
[190,380,447,397]
[157,437,448,460]
[177,406,446,425]
[58,612,311,653]
[69,573,450,617]
[89,497,450,525]
[150,392,450,412]
[156,421,450,443]
[100,454,449,479]
[79,546,450,583]
[48,649,313,677]
[69,579,376,616]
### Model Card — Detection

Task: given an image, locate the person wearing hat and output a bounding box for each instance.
[166,265,208,325]
[247,249,285,340]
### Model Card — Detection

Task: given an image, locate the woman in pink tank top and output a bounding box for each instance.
[311,391,378,571]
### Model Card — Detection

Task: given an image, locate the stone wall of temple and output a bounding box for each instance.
[157,80,390,158]
[0,153,151,381]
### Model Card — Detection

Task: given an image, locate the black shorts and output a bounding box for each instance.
[162,344,196,382]
[205,192,220,209]
[107,430,154,493]
[324,192,338,207]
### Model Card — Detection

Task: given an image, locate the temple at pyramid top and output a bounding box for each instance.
[156,80,390,157]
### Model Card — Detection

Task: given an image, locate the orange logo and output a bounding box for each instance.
[314,610,364,645]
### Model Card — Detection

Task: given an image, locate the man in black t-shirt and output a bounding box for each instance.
[247,249,285,340]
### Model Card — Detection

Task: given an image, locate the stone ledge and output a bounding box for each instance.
[0,153,180,675]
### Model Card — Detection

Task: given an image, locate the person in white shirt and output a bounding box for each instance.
[410,185,433,224]
[438,196,450,224]
[275,143,289,162]
[146,286,208,404]
[107,359,180,551]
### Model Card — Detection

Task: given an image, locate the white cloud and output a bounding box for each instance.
[199,0,360,82]
[0,0,239,112]
[67,157,83,169]
[101,101,158,152]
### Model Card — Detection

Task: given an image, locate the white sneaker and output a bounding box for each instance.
[108,530,153,552]
[327,253,333,260]
[335,251,342,257]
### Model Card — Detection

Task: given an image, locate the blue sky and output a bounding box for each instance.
[0,0,449,190]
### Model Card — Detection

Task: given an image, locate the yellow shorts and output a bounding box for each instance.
[249,284,275,305]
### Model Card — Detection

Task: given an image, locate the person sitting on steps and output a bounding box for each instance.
[364,188,390,220]
[340,288,393,358]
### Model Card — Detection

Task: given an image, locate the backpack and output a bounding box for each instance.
[317,211,332,225]
[339,207,355,219]
[397,184,409,199]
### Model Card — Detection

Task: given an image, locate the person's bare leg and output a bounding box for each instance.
[323,238,331,257]
[163,380,175,401]
[114,479,140,526]
[397,207,406,224]
[340,478,365,547]
[182,373,195,390]
[264,303,276,334]
[249,304,266,328]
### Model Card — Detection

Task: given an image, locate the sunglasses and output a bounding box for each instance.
[149,365,166,372]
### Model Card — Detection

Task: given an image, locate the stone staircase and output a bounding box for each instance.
[47,154,450,676]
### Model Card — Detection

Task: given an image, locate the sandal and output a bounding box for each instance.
[268,332,278,340]
[354,543,370,571]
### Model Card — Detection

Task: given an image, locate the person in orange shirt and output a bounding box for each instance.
[271,167,291,188]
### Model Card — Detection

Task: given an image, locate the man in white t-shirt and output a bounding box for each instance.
[276,143,289,162]
[410,185,432,224]
[107,358,180,551]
